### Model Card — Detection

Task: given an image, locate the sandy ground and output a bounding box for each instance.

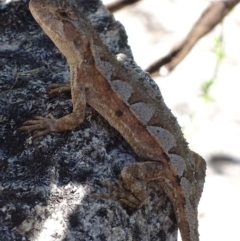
[103,0,240,240]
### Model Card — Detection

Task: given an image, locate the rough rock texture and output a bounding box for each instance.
[0,0,177,240]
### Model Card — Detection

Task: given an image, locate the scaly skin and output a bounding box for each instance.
[20,1,206,240]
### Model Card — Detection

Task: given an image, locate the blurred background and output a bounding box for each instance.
[103,0,240,240]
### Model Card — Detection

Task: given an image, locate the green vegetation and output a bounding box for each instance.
[201,23,225,102]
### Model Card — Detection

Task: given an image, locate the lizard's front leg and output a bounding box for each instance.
[20,65,86,138]
[91,161,169,209]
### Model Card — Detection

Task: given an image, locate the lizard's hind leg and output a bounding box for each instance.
[91,161,168,209]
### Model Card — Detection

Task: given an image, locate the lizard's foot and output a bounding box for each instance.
[90,180,145,209]
[19,114,57,139]
[47,83,71,96]
[90,162,167,208]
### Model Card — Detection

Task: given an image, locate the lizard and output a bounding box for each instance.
[20,0,206,240]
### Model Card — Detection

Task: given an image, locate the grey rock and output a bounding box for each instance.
[0,0,177,240]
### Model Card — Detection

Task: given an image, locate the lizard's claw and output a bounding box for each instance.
[90,180,144,209]
[19,114,57,139]
[47,83,71,96]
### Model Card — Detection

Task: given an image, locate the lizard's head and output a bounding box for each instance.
[29,0,79,35]
[29,0,93,64]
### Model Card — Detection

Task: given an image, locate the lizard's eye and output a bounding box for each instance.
[58,10,69,19]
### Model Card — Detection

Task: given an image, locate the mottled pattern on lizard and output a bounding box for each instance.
[20,1,206,241]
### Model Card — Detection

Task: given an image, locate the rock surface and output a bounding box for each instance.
[0,1,177,240]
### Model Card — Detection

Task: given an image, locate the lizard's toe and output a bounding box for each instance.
[90,180,144,209]
[47,83,71,96]
[20,115,57,138]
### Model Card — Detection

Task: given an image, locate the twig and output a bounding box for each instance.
[106,0,141,13]
[145,0,240,76]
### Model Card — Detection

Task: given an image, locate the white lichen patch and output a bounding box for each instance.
[147,126,176,152]
[116,53,128,63]
[116,53,133,70]
[111,79,133,102]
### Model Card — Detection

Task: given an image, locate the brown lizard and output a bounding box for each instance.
[20,0,206,240]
